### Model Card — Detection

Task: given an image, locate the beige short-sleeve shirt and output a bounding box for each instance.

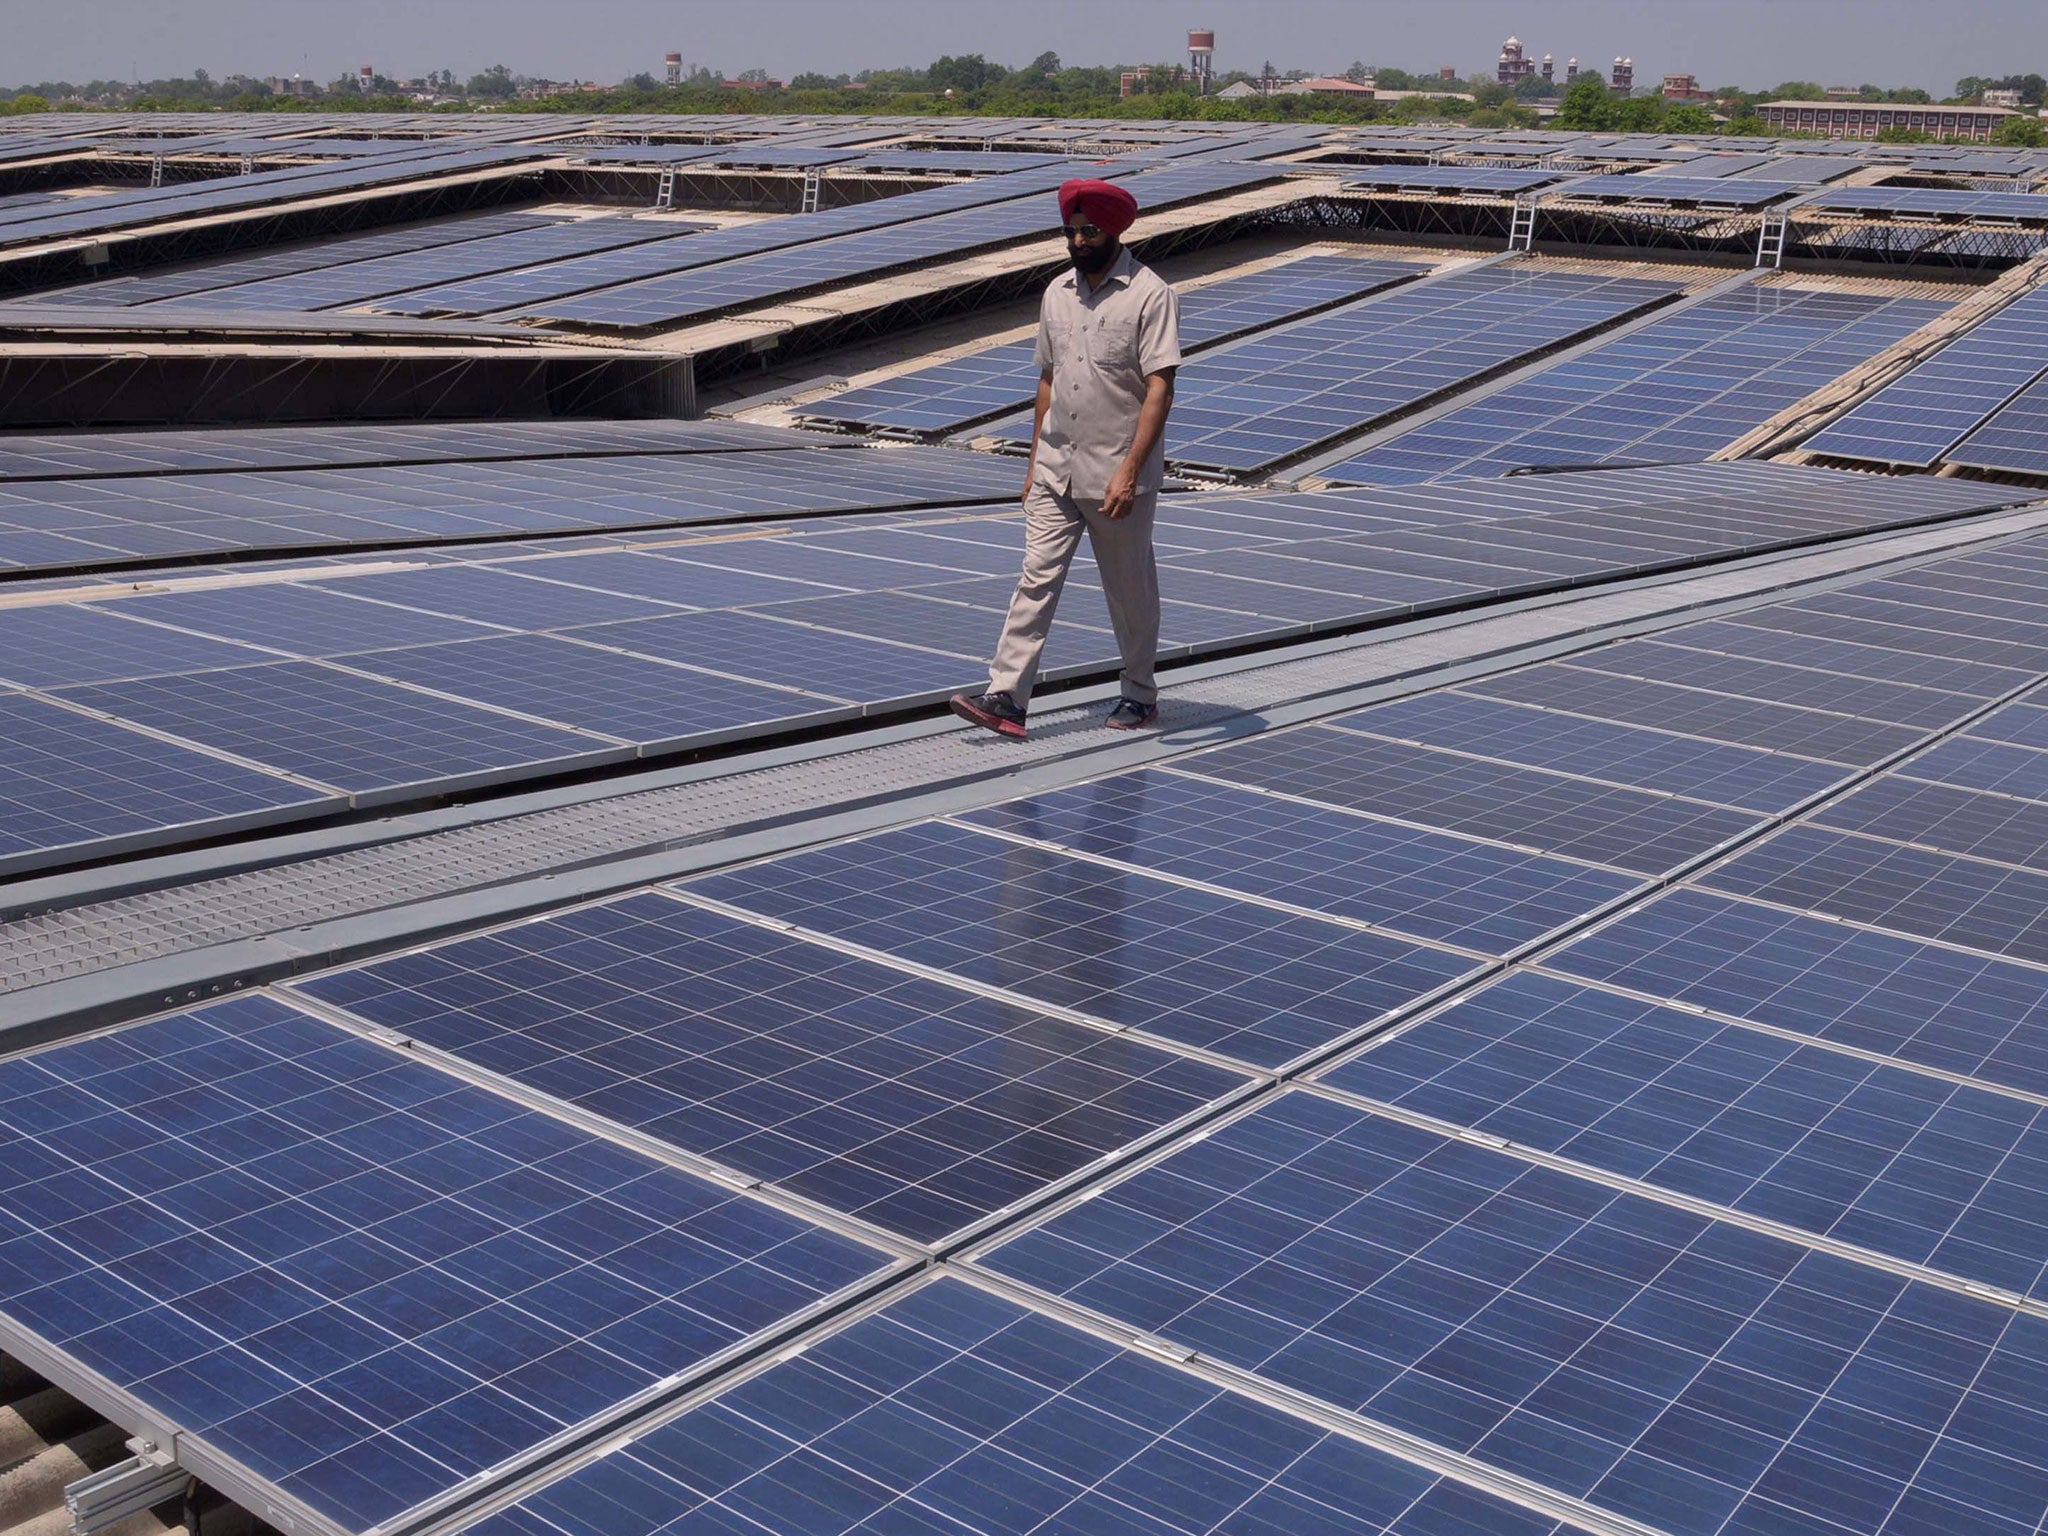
[1031,247,1181,501]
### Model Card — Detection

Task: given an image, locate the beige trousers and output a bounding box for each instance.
[988,482,1159,708]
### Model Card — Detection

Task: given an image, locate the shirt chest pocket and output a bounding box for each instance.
[1084,314,1141,369]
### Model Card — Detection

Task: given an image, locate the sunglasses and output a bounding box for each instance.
[1062,222,1105,242]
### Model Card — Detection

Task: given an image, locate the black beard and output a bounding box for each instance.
[1069,238,1118,275]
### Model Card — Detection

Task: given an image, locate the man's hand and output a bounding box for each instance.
[1101,464,1139,520]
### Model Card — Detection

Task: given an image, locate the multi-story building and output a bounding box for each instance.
[1984,88,2023,108]
[1611,57,1635,94]
[1757,99,2016,140]
[1497,37,1537,87]
[1661,73,1711,102]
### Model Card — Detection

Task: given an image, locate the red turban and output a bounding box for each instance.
[1058,179,1138,237]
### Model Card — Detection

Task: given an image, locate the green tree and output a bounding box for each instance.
[1613,95,1665,131]
[1768,80,1824,100]
[1027,51,1061,76]
[1555,76,1617,129]
[465,63,516,97]
[1663,103,1717,133]
[1993,114,2047,146]
[7,93,49,113]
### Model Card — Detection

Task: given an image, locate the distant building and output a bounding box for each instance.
[1611,57,1634,94]
[1661,73,1711,102]
[1984,88,2023,107]
[1293,76,1373,96]
[1541,53,1554,85]
[1757,98,2016,140]
[1497,37,1537,87]
[1825,84,1864,100]
[1438,65,1458,81]
[1215,79,1259,100]
[1371,86,1477,105]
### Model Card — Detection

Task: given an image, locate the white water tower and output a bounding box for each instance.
[1188,29,1215,94]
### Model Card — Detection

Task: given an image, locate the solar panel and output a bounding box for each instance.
[1804,287,2048,467]
[1549,173,1809,207]
[962,769,1641,954]
[1120,266,1685,476]
[1319,968,2048,1298]
[1806,186,2048,222]
[22,210,561,309]
[0,146,548,249]
[1947,370,2048,477]
[375,164,1090,317]
[138,218,693,314]
[446,1275,1597,1536]
[1549,879,2048,1093]
[294,892,1251,1247]
[49,661,619,801]
[0,446,1028,577]
[512,163,1283,331]
[1321,286,1949,484]
[0,691,335,876]
[683,820,1485,1070]
[845,149,1073,174]
[0,419,829,480]
[797,254,1427,437]
[0,993,899,1535]
[972,1093,2048,1536]
[1343,165,1566,195]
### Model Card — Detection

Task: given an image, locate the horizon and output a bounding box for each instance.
[16,0,2047,99]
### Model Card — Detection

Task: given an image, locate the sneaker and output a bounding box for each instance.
[950,689,1028,739]
[1105,697,1159,731]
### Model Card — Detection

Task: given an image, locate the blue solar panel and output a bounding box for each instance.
[375,165,1091,317]
[295,893,1251,1247]
[1320,968,2048,1298]
[963,768,1641,954]
[798,255,1426,437]
[1325,691,1851,813]
[1323,287,1948,484]
[1178,727,1768,876]
[1948,370,2048,477]
[0,993,897,1535]
[30,211,561,308]
[684,820,1484,1070]
[1147,266,1685,475]
[1804,287,2048,467]
[1344,165,1565,195]
[452,1276,1594,1536]
[50,662,617,800]
[1552,173,1808,207]
[974,1092,2048,1536]
[572,609,974,702]
[1807,186,2048,221]
[514,164,1283,331]
[140,218,688,314]
[0,691,334,875]
[347,633,836,747]
[0,603,272,686]
[0,446,1027,577]
[1547,884,2048,1097]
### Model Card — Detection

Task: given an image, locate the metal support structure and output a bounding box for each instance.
[65,1442,186,1535]
[237,154,254,176]
[1756,209,1788,268]
[1508,194,1537,252]
[654,167,676,210]
[800,167,822,214]
[147,154,163,188]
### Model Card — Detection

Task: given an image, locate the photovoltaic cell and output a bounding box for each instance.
[1803,287,2048,467]
[1152,265,1685,474]
[49,662,616,799]
[1550,173,1808,206]
[962,768,1641,954]
[1948,370,2048,478]
[796,254,1427,437]
[0,994,896,1535]
[295,893,1251,1246]
[976,1092,2048,1536]
[1320,969,2048,1298]
[684,820,1484,1070]
[1343,165,1566,195]
[1321,287,1948,484]
[1546,885,2048,1097]
[454,1276,1594,1536]
[1806,186,2048,222]
[0,692,334,875]
[1178,727,1768,876]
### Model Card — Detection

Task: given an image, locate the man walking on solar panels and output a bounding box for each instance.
[950,178,1181,740]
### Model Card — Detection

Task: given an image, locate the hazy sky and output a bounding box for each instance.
[17,0,2046,94]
